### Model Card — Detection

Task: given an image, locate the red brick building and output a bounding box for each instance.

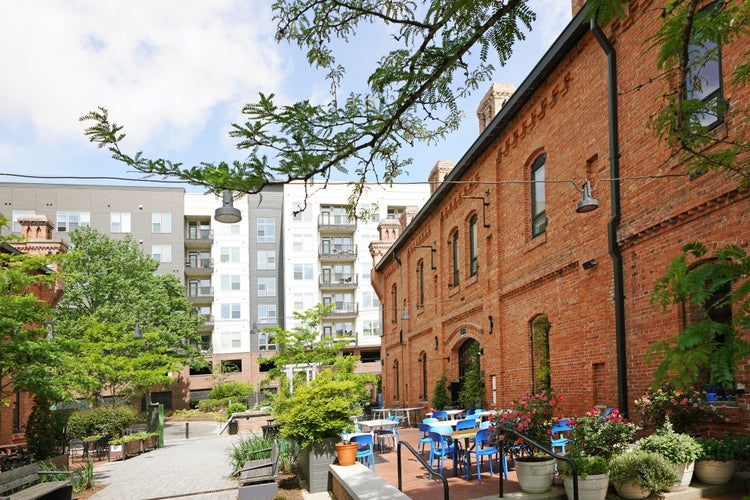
[0,216,66,447]
[370,1,749,426]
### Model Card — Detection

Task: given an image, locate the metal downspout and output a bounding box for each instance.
[590,20,628,418]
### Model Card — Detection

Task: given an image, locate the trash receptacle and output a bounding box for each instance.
[262,424,280,440]
[228,419,238,435]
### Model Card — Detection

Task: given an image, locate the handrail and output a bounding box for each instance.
[396,440,449,500]
[496,428,578,500]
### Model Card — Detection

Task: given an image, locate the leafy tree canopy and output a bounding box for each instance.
[0,217,66,403]
[54,226,203,406]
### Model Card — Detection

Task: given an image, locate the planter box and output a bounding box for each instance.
[144,435,158,451]
[122,439,142,458]
[300,438,337,493]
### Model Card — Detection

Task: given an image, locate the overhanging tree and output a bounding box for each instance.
[54,226,203,409]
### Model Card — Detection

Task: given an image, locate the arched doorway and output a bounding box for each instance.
[449,338,480,407]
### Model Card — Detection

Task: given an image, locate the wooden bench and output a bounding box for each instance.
[237,440,279,500]
[0,463,72,500]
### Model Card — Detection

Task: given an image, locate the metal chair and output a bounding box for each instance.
[375,416,402,451]
[467,428,507,483]
[432,410,449,421]
[68,437,86,462]
[550,419,572,455]
[349,433,376,471]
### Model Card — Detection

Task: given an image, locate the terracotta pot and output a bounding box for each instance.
[335,442,359,466]
[563,473,609,500]
[613,480,650,499]
[694,460,735,485]
[516,457,555,493]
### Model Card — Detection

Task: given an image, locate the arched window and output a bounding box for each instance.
[469,214,479,276]
[417,259,425,308]
[530,315,551,392]
[531,154,547,238]
[451,230,460,287]
[687,2,724,130]
[393,359,400,401]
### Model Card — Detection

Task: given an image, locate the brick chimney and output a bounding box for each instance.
[14,216,68,256]
[477,82,515,134]
[428,160,456,194]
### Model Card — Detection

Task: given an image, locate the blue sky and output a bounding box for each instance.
[0,1,571,192]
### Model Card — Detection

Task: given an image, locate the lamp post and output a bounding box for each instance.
[214,190,242,223]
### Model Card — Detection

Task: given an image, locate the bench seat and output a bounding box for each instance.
[0,463,72,500]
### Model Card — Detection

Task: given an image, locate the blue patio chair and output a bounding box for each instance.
[375,415,402,451]
[423,417,438,424]
[480,420,492,429]
[417,423,432,455]
[550,419,572,455]
[456,418,478,430]
[349,433,376,471]
[467,428,507,483]
[428,431,463,479]
[432,410,449,421]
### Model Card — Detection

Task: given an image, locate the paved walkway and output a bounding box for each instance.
[90,421,240,499]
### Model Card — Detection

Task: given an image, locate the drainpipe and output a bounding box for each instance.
[590,20,628,418]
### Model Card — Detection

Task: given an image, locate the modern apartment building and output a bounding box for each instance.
[0,180,430,409]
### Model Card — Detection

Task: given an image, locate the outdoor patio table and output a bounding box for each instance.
[425,409,465,419]
[356,419,399,452]
[371,408,391,419]
[424,417,479,429]
[389,407,422,427]
[447,427,481,481]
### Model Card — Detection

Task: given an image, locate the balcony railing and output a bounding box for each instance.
[317,214,357,232]
[319,274,358,288]
[328,303,359,317]
[187,286,214,303]
[318,244,357,260]
[185,258,214,274]
[185,228,213,246]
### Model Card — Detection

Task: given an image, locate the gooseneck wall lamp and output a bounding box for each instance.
[414,244,437,270]
[214,190,242,223]
[461,189,491,228]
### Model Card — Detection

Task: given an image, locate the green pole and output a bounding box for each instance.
[158,403,164,448]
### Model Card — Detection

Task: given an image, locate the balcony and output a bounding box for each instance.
[195,314,214,332]
[318,244,357,261]
[328,303,359,318]
[185,228,213,248]
[187,286,214,304]
[318,214,356,233]
[319,273,358,289]
[185,258,214,276]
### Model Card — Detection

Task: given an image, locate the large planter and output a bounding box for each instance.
[335,442,359,466]
[122,439,142,458]
[563,473,609,500]
[694,460,735,485]
[516,457,555,493]
[300,438,337,493]
[613,480,650,500]
[666,461,694,492]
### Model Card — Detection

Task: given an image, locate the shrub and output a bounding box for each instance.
[635,384,723,434]
[66,405,138,438]
[557,454,608,479]
[227,402,247,415]
[568,407,639,460]
[637,420,702,464]
[697,435,744,462]
[210,381,254,400]
[494,389,563,456]
[430,371,450,410]
[26,397,61,460]
[609,450,679,493]
[197,397,237,412]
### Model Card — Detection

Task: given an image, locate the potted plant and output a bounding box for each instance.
[273,357,374,493]
[609,450,679,499]
[637,420,702,491]
[634,384,723,435]
[494,389,563,493]
[694,435,738,484]
[557,407,639,500]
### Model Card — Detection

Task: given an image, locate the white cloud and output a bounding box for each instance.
[0,1,286,152]
[528,0,573,46]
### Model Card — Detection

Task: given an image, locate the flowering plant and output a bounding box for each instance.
[568,407,639,460]
[634,384,724,434]
[492,389,563,457]
[637,420,702,465]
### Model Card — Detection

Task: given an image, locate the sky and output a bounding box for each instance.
[0,1,571,192]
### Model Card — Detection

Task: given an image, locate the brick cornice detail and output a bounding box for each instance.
[619,188,748,249]
[498,261,579,300]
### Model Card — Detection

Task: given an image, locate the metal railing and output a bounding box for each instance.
[396,440,449,500]
[496,428,578,499]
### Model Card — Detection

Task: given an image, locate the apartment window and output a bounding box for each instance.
[293,263,313,280]
[152,213,172,233]
[687,3,724,129]
[220,246,240,263]
[333,321,353,336]
[221,331,241,349]
[293,234,313,252]
[258,304,277,324]
[12,391,21,433]
[451,230,460,287]
[321,205,349,224]
[151,244,172,263]
[322,325,333,338]
[257,250,276,270]
[187,220,210,239]
[531,154,547,238]
[221,303,241,319]
[221,359,242,373]
[387,206,405,219]
[257,218,275,243]
[258,277,276,297]
[188,279,211,298]
[221,274,241,291]
[363,319,380,337]
[57,211,90,232]
[469,214,479,276]
[293,292,315,311]
[361,290,380,309]
[259,331,277,351]
[110,212,131,233]
[292,202,313,222]
[417,260,425,307]
[360,203,380,221]
[12,210,35,233]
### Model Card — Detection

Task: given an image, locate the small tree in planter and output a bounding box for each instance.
[609,450,678,499]
[458,343,484,410]
[637,420,702,491]
[430,370,450,410]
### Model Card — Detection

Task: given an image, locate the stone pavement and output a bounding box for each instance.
[89,421,241,499]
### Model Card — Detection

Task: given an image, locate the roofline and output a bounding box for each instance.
[375,5,592,271]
